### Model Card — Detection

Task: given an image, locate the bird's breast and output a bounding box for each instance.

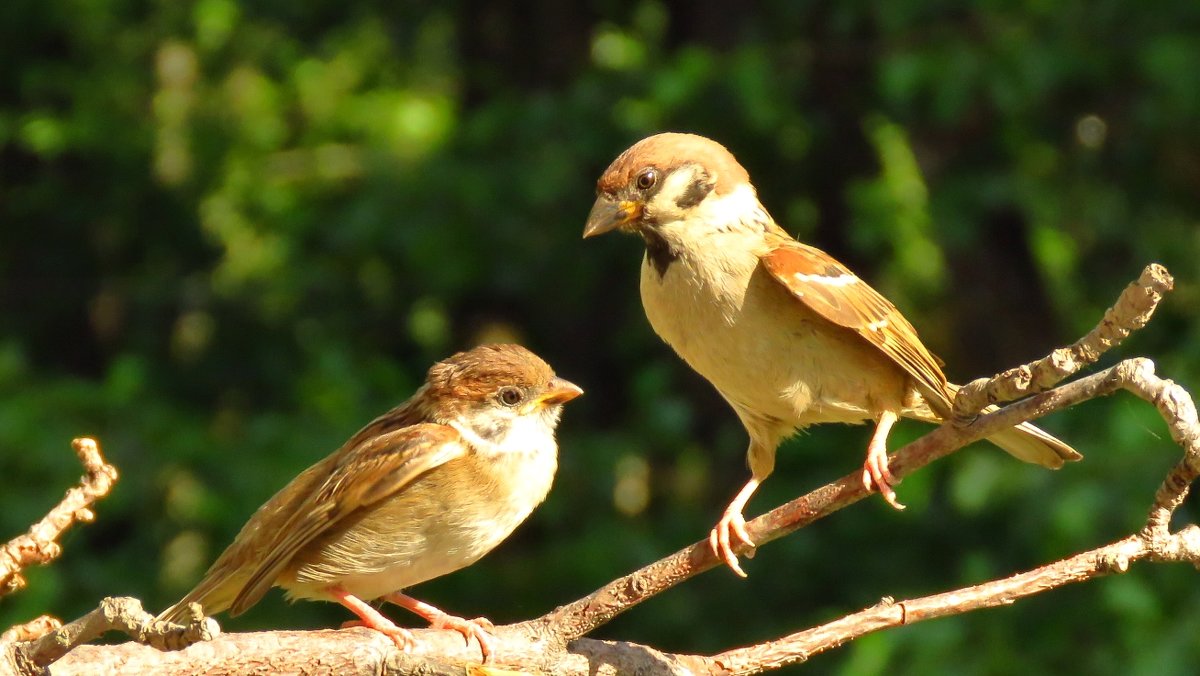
[282,439,557,602]
[638,248,907,430]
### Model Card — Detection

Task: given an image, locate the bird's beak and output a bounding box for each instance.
[583,195,642,238]
[526,377,584,412]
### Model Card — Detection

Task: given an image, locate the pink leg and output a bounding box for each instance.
[328,587,414,651]
[862,410,905,510]
[385,592,495,662]
[708,477,762,578]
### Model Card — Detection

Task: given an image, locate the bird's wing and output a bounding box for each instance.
[760,238,952,412]
[227,423,469,615]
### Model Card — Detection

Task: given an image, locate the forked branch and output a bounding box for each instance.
[0,438,118,597]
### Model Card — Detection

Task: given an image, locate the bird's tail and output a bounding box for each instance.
[157,566,243,624]
[914,383,1082,468]
[986,420,1081,468]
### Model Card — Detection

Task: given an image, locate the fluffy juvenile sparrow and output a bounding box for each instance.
[583,132,1080,576]
[158,344,582,660]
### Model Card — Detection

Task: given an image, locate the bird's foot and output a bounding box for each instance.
[425,613,496,661]
[330,586,416,651]
[385,592,496,661]
[340,617,415,651]
[709,509,756,578]
[862,440,905,510]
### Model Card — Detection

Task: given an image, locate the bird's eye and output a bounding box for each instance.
[635,168,658,191]
[498,386,523,407]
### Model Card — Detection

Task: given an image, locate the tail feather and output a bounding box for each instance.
[987,420,1082,468]
[157,567,244,624]
[932,382,1081,468]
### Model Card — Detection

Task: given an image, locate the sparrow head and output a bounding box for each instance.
[583,132,756,241]
[422,344,583,451]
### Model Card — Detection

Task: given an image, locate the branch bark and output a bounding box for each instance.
[0,438,118,597]
[5,264,1195,675]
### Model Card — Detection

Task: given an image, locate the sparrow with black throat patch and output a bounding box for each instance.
[158,344,583,660]
[583,132,1080,577]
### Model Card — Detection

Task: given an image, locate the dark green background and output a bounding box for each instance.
[2,2,1198,673]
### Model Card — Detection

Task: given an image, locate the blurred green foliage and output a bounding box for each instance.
[2,2,1199,673]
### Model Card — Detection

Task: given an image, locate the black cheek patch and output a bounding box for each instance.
[673,173,715,210]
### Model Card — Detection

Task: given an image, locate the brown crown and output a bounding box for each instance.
[596,132,751,197]
[426,343,556,400]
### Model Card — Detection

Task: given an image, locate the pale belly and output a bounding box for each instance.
[280,448,555,602]
[639,254,908,435]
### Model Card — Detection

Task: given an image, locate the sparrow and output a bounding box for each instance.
[158,343,582,660]
[583,132,1080,577]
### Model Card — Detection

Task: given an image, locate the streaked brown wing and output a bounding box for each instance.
[760,238,952,412]
[229,423,467,614]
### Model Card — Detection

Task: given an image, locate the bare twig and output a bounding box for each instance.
[6,598,219,674]
[0,617,61,644]
[0,438,118,597]
[954,263,1174,416]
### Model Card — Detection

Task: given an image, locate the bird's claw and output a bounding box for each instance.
[341,619,415,651]
[427,613,496,661]
[709,510,755,578]
[863,444,905,510]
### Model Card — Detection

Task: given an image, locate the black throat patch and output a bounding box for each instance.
[640,171,712,277]
[641,228,680,278]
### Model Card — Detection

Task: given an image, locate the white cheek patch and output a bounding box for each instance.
[451,408,557,458]
[662,165,705,203]
[695,183,762,231]
[497,412,551,451]
[448,418,494,451]
[646,176,769,244]
[645,166,706,222]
